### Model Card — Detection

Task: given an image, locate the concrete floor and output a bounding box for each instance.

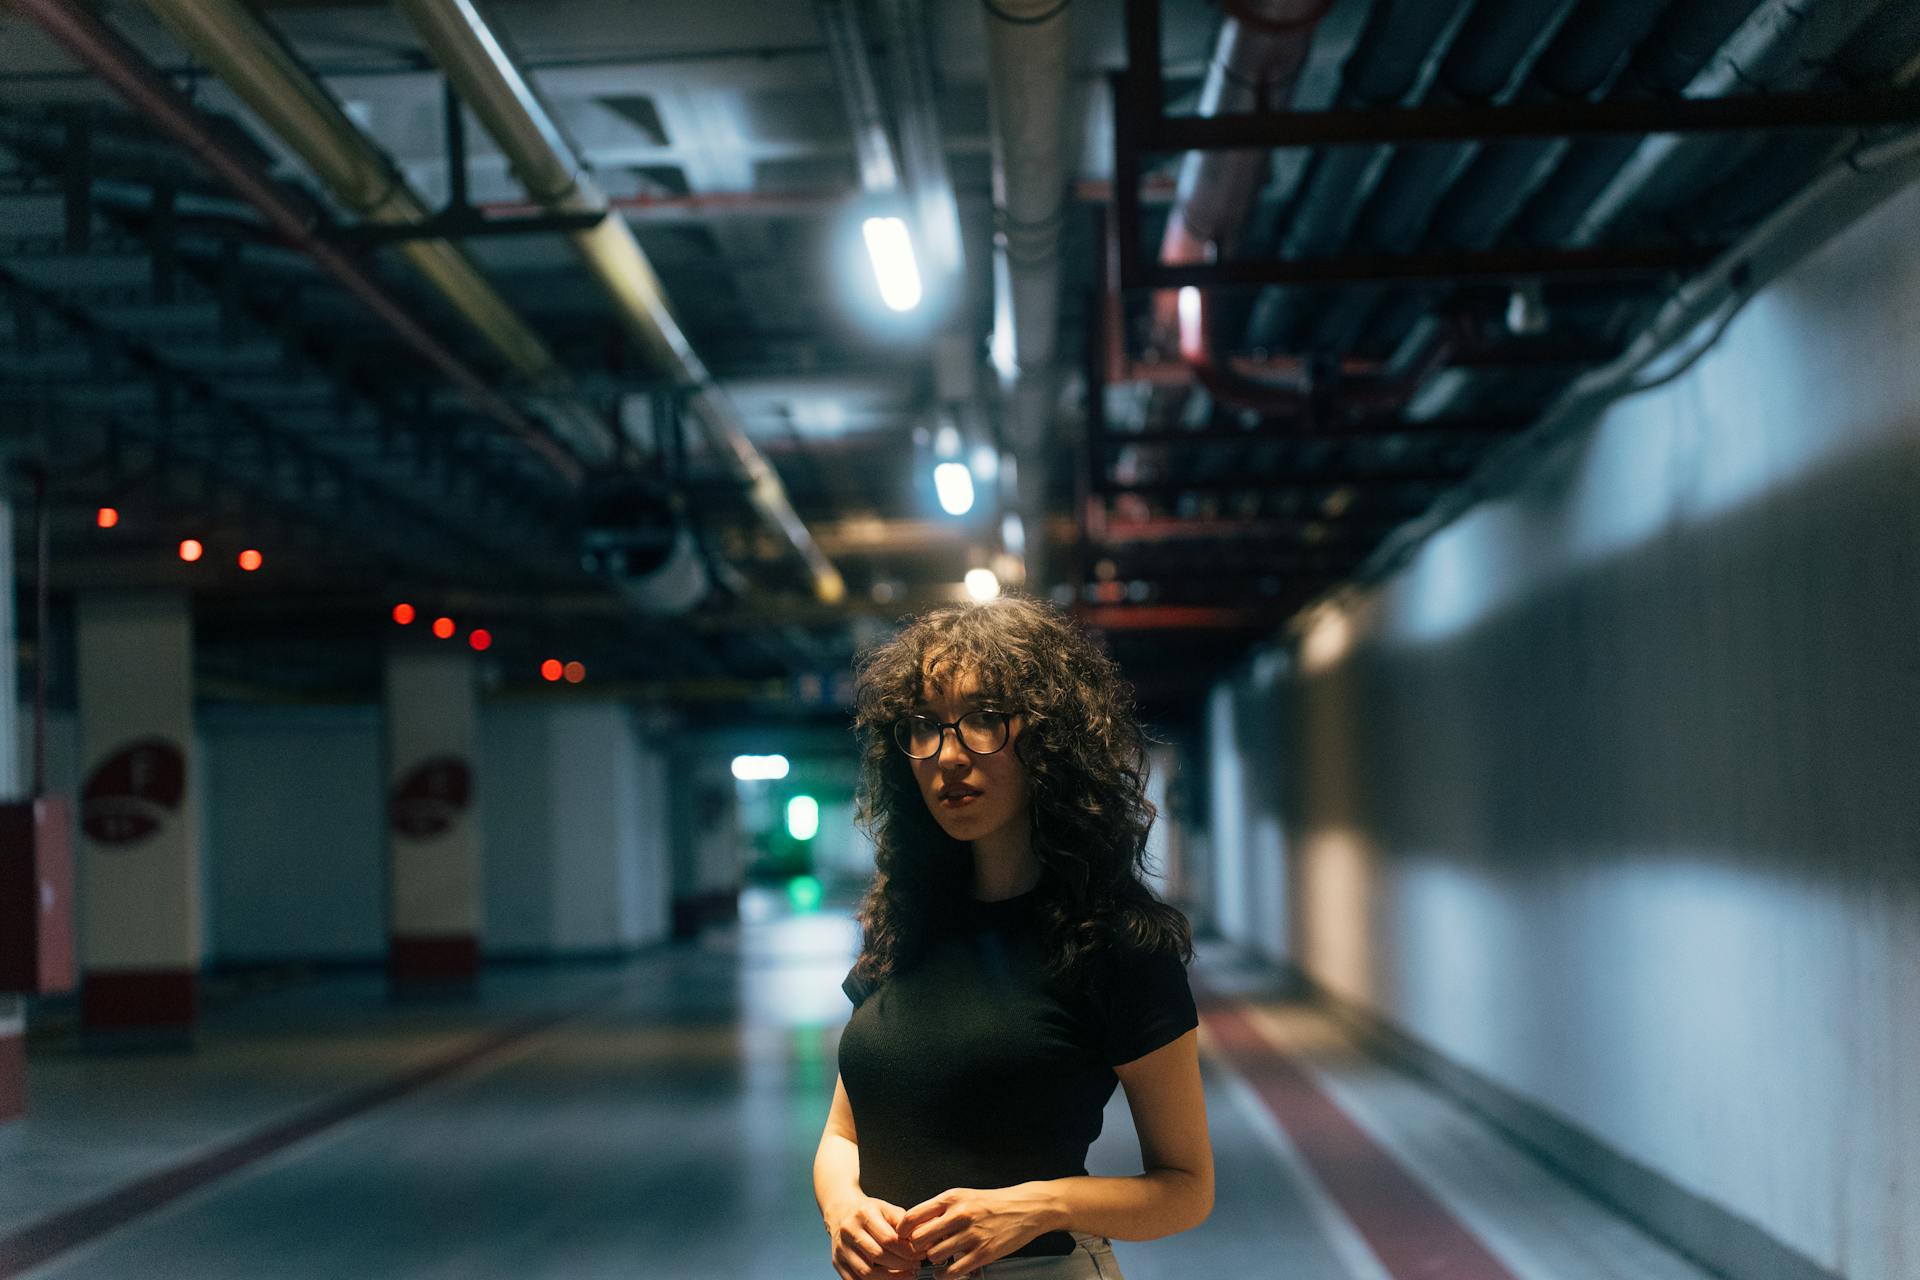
[0,889,1721,1279]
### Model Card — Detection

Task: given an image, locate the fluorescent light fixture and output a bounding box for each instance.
[989,253,1018,381]
[934,462,975,515]
[731,754,790,781]
[964,568,1001,602]
[786,794,820,841]
[862,216,922,312]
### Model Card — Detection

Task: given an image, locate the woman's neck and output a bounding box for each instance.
[970,825,1040,901]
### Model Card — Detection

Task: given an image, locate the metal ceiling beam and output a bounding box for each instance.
[395,0,846,606]
[135,0,616,464]
[0,266,574,581]
[1141,242,1717,291]
[1097,470,1473,496]
[8,0,588,489]
[1097,415,1528,446]
[1072,603,1296,631]
[1138,89,1920,151]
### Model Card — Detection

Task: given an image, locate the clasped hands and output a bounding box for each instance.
[828,1183,1055,1278]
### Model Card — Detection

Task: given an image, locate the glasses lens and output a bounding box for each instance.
[895,716,941,758]
[957,711,1008,753]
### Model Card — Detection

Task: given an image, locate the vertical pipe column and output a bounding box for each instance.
[76,591,200,1046]
[0,496,22,1115]
[384,647,484,993]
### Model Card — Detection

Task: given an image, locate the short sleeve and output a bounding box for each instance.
[842,963,875,1011]
[1098,942,1198,1067]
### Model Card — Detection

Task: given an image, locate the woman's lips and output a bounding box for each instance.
[940,790,981,808]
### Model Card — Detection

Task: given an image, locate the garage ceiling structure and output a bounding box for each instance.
[1,0,1917,723]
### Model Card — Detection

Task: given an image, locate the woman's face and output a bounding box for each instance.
[908,668,1030,848]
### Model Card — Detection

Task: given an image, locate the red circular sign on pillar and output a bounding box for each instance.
[388,756,473,839]
[81,738,188,845]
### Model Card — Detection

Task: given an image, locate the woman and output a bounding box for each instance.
[814,594,1213,1279]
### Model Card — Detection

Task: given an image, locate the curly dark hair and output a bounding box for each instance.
[845,592,1192,996]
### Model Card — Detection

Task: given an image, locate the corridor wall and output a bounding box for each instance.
[1216,177,1920,1280]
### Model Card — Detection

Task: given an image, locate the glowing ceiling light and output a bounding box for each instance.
[731,754,791,782]
[934,462,975,516]
[468,629,492,652]
[393,603,416,625]
[964,568,1000,602]
[1000,512,1026,556]
[96,507,119,529]
[787,794,820,841]
[861,216,922,312]
[237,549,263,572]
[178,539,203,563]
[432,616,456,639]
[540,658,563,681]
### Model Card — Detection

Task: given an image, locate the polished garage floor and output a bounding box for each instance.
[1,890,1717,1279]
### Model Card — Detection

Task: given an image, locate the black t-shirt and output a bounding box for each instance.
[837,887,1198,1258]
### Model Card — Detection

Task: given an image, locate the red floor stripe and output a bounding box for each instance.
[1200,995,1522,1280]
[0,1014,564,1279]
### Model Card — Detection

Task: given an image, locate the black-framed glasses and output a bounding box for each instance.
[893,710,1012,760]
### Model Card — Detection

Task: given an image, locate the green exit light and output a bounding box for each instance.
[786,793,820,841]
[788,874,822,912]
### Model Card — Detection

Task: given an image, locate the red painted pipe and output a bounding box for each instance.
[11,0,584,488]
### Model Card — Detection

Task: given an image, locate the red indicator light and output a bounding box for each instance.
[238,549,263,571]
[432,616,456,640]
[97,507,119,529]
[563,661,585,684]
[393,603,416,625]
[179,539,204,562]
[468,629,492,652]
[540,659,563,682]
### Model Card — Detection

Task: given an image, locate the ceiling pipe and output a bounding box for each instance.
[137,0,616,466]
[816,0,901,193]
[982,0,1072,592]
[9,0,585,490]
[876,0,968,307]
[1153,0,1335,411]
[395,0,845,606]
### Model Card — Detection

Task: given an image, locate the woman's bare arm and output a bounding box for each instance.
[1024,1028,1214,1240]
[814,1072,866,1224]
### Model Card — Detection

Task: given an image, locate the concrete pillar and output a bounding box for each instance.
[75,591,200,1045]
[1,497,22,1116]
[669,760,744,938]
[384,648,483,993]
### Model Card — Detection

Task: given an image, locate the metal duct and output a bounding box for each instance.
[878,0,967,304]
[1310,0,1579,372]
[138,0,616,466]
[1153,0,1333,409]
[982,0,1072,589]
[10,0,585,489]
[395,0,846,607]
[1413,0,1884,420]
[1242,0,1473,356]
[816,0,900,193]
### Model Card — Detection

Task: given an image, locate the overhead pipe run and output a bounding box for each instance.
[982,0,1072,592]
[396,0,845,607]
[137,0,617,466]
[10,0,586,489]
[1151,0,1347,410]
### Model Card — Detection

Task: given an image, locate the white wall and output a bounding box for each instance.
[201,705,385,962]
[1225,178,1920,1280]
[481,701,671,955]
[1206,659,1288,962]
[135,697,677,965]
